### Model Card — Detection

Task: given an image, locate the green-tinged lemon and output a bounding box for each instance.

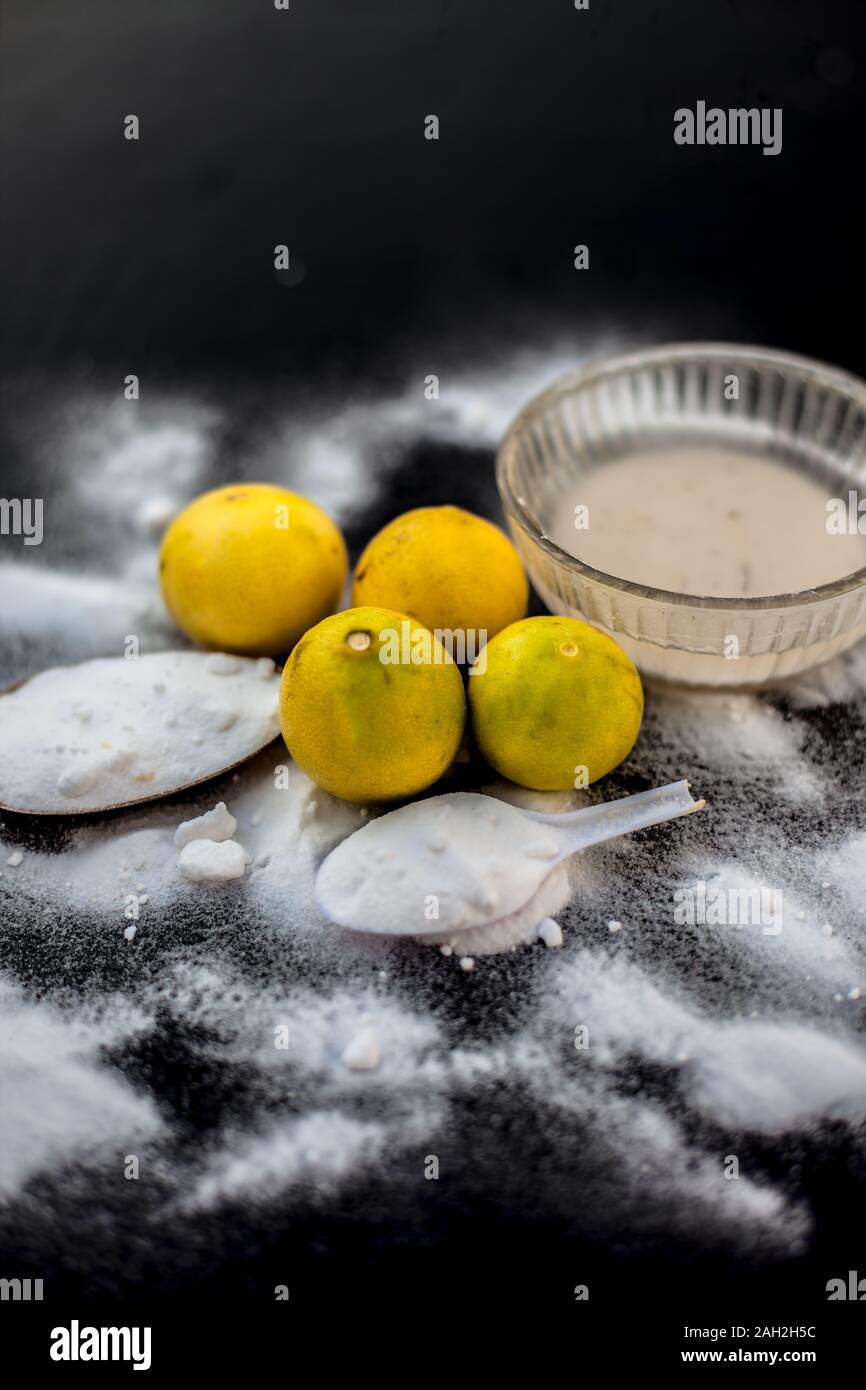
[280,606,466,803]
[469,615,643,790]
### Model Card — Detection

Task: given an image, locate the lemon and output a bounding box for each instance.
[469,616,643,790]
[280,606,466,803]
[159,484,347,656]
[351,506,528,649]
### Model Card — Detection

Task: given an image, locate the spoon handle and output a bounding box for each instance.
[526,780,705,854]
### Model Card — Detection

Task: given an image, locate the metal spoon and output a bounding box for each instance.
[0,651,282,816]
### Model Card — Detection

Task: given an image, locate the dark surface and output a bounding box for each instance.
[1,0,865,378]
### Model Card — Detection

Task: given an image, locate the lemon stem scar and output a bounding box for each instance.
[559,641,579,657]
[346,630,373,651]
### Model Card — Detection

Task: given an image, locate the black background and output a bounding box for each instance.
[1,0,864,382]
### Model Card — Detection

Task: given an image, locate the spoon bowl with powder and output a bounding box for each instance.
[0,651,282,815]
[315,780,705,954]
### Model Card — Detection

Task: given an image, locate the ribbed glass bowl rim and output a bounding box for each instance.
[496,341,866,612]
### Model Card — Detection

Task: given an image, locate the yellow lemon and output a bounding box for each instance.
[469,616,643,790]
[159,484,347,656]
[351,506,528,649]
[280,606,466,803]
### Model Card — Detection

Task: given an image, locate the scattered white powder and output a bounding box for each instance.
[1,347,865,1262]
[174,801,238,849]
[103,953,803,1254]
[430,863,571,956]
[190,1113,388,1209]
[645,688,824,805]
[204,653,242,676]
[0,652,280,813]
[818,833,866,910]
[537,917,563,948]
[341,1026,382,1071]
[0,824,179,917]
[177,982,447,1209]
[459,957,475,972]
[782,640,866,709]
[545,951,866,1133]
[0,980,160,1200]
[688,862,861,1001]
[81,412,212,507]
[0,754,827,1259]
[0,754,364,923]
[0,561,175,673]
[177,839,250,883]
[136,495,178,536]
[250,338,615,530]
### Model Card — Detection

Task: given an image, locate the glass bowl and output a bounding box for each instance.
[496,343,866,687]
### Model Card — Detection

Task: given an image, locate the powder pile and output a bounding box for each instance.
[174,798,252,883]
[177,838,250,883]
[174,801,238,849]
[341,1024,382,1072]
[315,791,562,942]
[0,651,280,813]
[537,917,563,948]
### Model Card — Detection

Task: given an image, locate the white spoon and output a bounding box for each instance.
[315,780,705,951]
